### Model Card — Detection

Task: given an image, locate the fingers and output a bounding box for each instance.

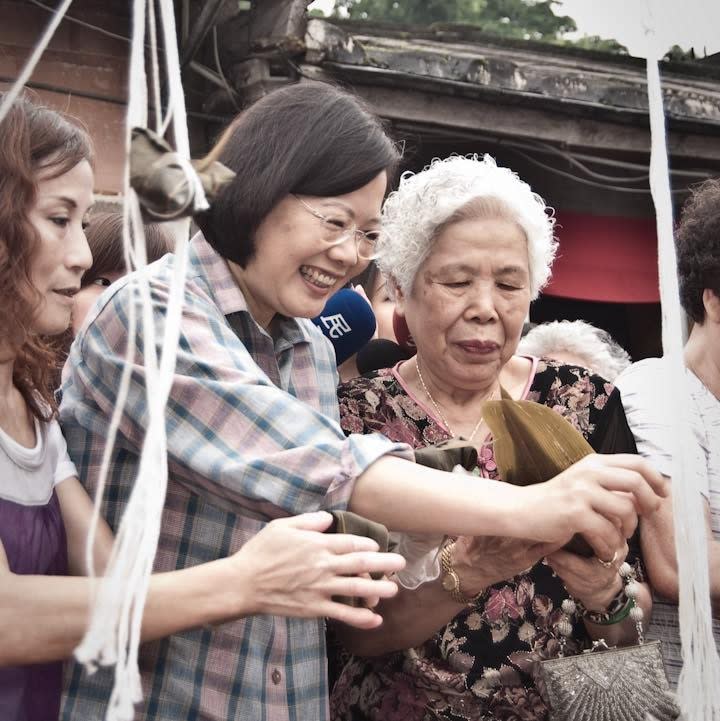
[545,549,593,575]
[585,485,638,540]
[274,511,335,533]
[324,602,384,630]
[548,542,628,577]
[575,512,625,561]
[322,533,382,554]
[358,572,381,609]
[328,551,406,577]
[534,540,566,558]
[545,551,612,591]
[328,575,400,601]
[585,454,668,509]
[546,542,628,609]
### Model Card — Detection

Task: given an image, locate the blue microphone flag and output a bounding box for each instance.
[311,288,377,365]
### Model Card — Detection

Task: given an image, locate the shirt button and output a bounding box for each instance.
[271,669,282,685]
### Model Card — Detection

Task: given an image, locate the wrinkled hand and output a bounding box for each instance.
[452,534,563,596]
[520,454,666,559]
[545,543,628,612]
[235,512,406,629]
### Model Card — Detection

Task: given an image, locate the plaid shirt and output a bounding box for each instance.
[59,234,410,721]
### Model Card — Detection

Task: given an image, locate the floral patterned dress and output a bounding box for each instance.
[330,358,638,721]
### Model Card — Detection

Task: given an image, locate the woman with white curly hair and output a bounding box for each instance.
[518,320,631,381]
[331,155,653,721]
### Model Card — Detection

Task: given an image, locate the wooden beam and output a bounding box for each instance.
[300,66,720,162]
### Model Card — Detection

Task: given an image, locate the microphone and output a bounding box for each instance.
[356,339,412,375]
[392,310,416,352]
[311,288,377,366]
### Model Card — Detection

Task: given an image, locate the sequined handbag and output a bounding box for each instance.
[538,639,679,721]
[537,562,681,721]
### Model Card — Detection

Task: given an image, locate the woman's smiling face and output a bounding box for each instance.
[228,171,387,328]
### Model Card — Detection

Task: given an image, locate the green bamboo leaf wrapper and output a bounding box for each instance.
[483,397,595,556]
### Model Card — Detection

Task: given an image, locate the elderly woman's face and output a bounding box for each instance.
[397,215,531,388]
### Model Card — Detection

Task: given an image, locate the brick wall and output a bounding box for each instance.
[0,0,130,193]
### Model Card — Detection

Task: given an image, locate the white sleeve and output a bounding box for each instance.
[616,360,709,498]
[615,360,674,478]
[47,419,78,485]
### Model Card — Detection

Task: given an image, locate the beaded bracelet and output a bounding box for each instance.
[590,596,634,626]
[574,559,643,625]
[555,561,645,656]
[575,585,629,625]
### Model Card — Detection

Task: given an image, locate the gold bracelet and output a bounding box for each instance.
[440,541,486,605]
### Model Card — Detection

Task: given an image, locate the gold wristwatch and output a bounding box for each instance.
[440,541,485,605]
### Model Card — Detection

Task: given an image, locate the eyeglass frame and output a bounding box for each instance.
[292,194,381,261]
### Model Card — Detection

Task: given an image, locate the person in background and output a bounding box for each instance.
[518,319,631,381]
[71,212,172,335]
[51,213,173,386]
[0,94,406,721]
[352,261,397,342]
[615,177,720,688]
[59,83,665,721]
[331,155,653,721]
[337,262,409,381]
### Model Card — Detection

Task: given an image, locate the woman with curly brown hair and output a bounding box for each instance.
[0,94,407,721]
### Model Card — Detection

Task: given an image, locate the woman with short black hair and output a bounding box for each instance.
[196,82,399,267]
[0,93,407,721]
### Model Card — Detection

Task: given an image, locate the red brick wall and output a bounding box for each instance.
[0,0,130,193]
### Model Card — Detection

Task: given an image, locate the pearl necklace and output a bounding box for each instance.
[415,358,497,443]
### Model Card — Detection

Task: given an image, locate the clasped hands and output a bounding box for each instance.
[450,532,627,613]
[451,454,664,608]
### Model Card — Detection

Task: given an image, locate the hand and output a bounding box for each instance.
[453,535,563,595]
[231,512,406,629]
[545,543,628,612]
[519,454,667,560]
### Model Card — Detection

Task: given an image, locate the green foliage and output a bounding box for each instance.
[663,44,697,62]
[560,35,628,54]
[333,0,577,40]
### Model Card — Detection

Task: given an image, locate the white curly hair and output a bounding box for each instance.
[376,154,557,300]
[518,320,631,381]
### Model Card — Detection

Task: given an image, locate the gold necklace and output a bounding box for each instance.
[415,358,496,442]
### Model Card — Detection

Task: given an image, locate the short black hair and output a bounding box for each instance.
[196,82,400,266]
[675,178,720,323]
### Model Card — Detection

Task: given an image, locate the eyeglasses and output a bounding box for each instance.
[293,195,381,261]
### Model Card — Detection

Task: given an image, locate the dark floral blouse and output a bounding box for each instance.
[330,359,638,721]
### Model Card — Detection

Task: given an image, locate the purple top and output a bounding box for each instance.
[0,492,68,721]
[0,415,75,721]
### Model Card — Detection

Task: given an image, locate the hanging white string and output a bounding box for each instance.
[73,1,151,717]
[0,0,73,124]
[147,0,163,137]
[641,3,720,718]
[73,0,207,718]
